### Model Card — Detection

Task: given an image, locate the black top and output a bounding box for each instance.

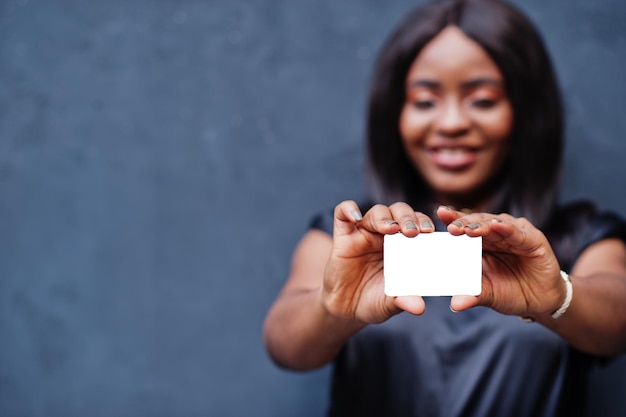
[309,201,626,417]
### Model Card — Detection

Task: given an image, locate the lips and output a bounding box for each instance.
[427,146,478,170]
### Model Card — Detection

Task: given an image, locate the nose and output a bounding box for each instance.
[435,99,470,137]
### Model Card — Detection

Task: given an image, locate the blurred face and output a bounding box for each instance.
[399,26,513,208]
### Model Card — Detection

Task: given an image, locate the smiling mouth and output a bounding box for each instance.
[427,147,479,170]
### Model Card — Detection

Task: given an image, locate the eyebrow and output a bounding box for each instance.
[407,77,504,90]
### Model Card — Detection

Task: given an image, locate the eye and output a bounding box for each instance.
[412,100,435,110]
[472,98,497,109]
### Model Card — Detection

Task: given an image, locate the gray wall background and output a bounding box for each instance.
[1,0,625,416]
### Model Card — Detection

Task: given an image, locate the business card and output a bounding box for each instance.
[384,232,482,296]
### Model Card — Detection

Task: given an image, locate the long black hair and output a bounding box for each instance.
[366,0,563,227]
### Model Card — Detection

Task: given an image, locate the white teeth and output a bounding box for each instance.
[437,148,469,155]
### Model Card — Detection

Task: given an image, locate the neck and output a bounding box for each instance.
[435,182,510,214]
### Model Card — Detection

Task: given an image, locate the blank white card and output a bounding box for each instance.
[384,232,482,296]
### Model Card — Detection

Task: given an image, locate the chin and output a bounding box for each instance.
[433,182,478,197]
[433,184,484,206]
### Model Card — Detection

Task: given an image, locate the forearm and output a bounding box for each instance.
[536,272,626,356]
[263,287,366,371]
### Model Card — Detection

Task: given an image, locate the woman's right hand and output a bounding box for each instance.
[321,200,435,323]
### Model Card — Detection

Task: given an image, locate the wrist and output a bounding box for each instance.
[550,270,573,319]
[318,287,367,330]
[520,270,573,323]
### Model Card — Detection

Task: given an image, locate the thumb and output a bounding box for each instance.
[395,296,426,315]
[450,295,480,312]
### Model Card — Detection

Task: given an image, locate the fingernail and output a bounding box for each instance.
[468,223,480,230]
[493,218,504,223]
[405,221,417,230]
[385,219,398,225]
[452,221,463,228]
[421,221,433,229]
[450,305,458,313]
[352,210,362,221]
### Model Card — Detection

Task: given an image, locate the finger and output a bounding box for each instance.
[487,216,531,247]
[436,205,493,234]
[435,205,464,226]
[359,204,403,235]
[389,202,435,236]
[333,200,365,236]
[492,219,552,259]
[450,295,481,312]
[448,213,497,237]
[394,296,426,315]
[415,212,435,233]
[449,214,545,255]
[442,211,510,240]
[387,202,419,236]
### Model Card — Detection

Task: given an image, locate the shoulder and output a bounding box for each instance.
[545,200,626,271]
[550,200,626,244]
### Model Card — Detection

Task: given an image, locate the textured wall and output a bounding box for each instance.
[1,0,625,416]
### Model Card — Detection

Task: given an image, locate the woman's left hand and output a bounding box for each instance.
[436,206,565,319]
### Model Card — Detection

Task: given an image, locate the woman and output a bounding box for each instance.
[263,0,626,415]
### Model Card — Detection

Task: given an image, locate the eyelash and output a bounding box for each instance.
[411,98,497,110]
[472,98,497,109]
[412,100,435,110]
